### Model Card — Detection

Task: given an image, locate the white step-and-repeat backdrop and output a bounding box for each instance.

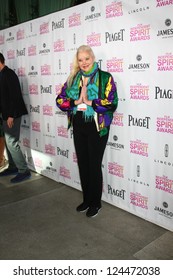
[0,0,173,231]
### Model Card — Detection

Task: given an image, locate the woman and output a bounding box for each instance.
[56,45,118,217]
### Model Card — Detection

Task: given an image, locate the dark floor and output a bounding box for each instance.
[0,171,173,260]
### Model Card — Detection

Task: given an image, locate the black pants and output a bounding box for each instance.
[73,112,109,207]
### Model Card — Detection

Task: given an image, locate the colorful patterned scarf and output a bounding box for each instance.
[66,62,99,120]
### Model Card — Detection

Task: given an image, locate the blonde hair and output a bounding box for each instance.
[67,45,95,87]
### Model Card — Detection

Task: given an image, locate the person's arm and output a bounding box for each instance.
[92,75,118,113]
[56,82,73,111]
[56,81,83,111]
[7,70,22,117]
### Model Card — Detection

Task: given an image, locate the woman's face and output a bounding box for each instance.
[77,51,94,72]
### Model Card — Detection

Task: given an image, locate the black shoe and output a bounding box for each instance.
[0,168,18,176]
[76,203,89,212]
[86,206,101,218]
[10,171,31,183]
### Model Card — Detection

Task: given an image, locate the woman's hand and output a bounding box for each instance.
[74,84,92,106]
[74,85,87,105]
[81,85,87,100]
[74,89,84,105]
[81,87,92,106]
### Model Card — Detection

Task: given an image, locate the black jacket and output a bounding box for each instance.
[0,66,28,120]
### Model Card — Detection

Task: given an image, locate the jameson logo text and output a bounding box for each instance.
[157,18,173,37]
[85,6,101,21]
[128,63,150,70]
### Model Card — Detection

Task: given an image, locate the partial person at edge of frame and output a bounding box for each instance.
[56,45,118,218]
[0,52,31,183]
[0,115,8,171]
